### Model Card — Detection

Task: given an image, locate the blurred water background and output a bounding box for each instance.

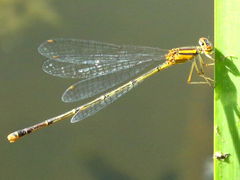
[0,0,213,179]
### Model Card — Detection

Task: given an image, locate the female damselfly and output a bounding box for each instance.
[7,37,214,142]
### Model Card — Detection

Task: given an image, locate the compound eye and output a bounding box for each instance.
[199,38,205,46]
[204,39,211,46]
[199,41,205,47]
[199,37,212,47]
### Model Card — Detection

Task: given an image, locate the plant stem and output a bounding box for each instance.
[214,0,240,179]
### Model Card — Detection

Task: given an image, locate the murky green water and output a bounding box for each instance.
[0,0,213,179]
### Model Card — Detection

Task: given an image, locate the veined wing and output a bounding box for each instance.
[62,59,154,102]
[42,58,153,79]
[69,61,171,123]
[38,38,166,64]
[71,75,138,123]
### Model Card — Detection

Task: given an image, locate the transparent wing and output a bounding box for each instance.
[38,38,166,64]
[42,58,151,79]
[71,78,138,123]
[62,59,154,102]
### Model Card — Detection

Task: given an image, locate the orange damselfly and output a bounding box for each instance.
[7,37,214,143]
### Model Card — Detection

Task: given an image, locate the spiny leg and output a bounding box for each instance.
[199,54,215,86]
[187,59,214,86]
[187,59,209,85]
[195,55,214,85]
[205,63,215,67]
[202,53,215,66]
[198,54,205,74]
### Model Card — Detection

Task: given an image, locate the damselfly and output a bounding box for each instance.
[7,37,214,143]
